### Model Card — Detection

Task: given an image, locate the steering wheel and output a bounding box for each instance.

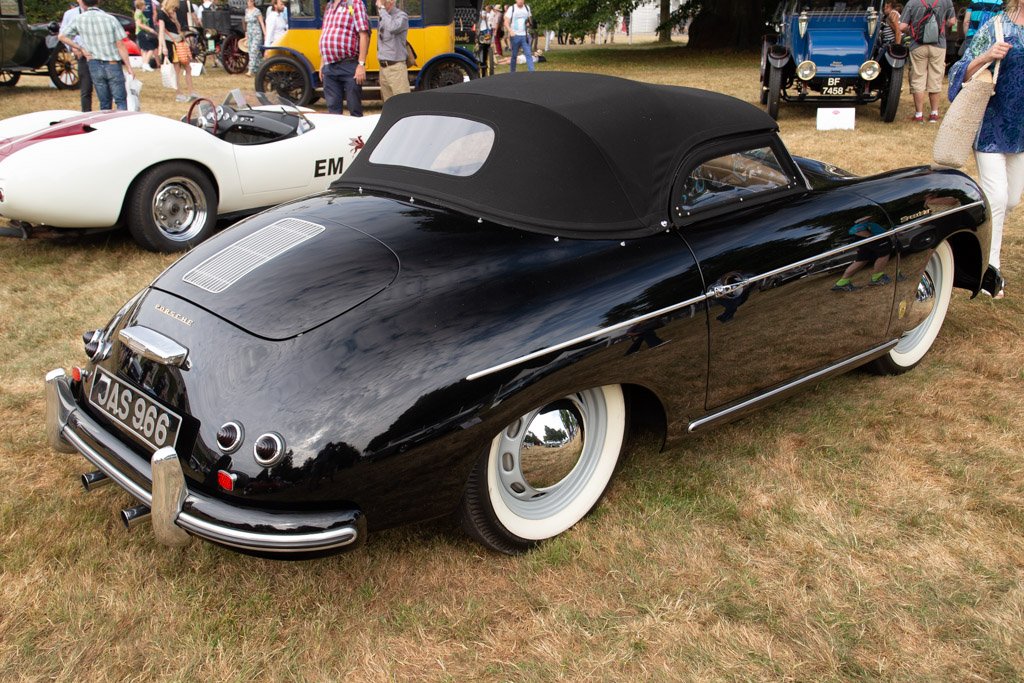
[187,97,218,137]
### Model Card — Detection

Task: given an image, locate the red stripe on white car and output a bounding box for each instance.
[0,111,140,158]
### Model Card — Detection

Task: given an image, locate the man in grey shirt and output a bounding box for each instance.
[900,0,956,122]
[376,0,410,101]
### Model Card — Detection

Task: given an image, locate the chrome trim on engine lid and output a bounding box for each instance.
[119,326,189,367]
[182,218,326,293]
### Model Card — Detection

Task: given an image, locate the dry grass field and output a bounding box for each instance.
[1,45,1023,681]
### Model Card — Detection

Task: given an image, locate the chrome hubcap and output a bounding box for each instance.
[151,177,208,241]
[493,389,610,520]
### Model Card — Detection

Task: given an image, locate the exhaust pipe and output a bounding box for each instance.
[81,470,112,491]
[120,505,151,530]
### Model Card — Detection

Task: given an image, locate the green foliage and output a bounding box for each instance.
[28,0,135,24]
[529,0,640,38]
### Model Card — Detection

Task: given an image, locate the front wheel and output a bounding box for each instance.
[186,32,208,70]
[0,70,19,87]
[126,162,218,252]
[47,45,78,89]
[220,34,249,75]
[255,55,312,106]
[421,58,479,90]
[879,66,903,122]
[766,65,782,120]
[459,385,626,554]
[866,241,954,375]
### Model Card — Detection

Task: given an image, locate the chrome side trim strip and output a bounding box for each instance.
[465,293,707,381]
[465,201,981,383]
[724,200,985,295]
[687,340,898,433]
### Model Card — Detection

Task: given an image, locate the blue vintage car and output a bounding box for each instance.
[761,0,908,122]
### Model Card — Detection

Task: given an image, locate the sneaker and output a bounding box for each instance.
[831,282,862,292]
[188,92,200,101]
[869,273,893,286]
[142,64,155,72]
[909,113,924,123]
[175,93,188,102]
[928,113,939,123]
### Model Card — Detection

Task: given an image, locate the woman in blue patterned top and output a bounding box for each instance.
[948,4,1023,297]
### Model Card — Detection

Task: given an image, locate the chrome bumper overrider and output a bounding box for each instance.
[45,368,364,554]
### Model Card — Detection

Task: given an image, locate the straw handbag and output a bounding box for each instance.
[933,19,1003,168]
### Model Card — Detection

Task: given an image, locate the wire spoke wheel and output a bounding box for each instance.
[423,58,477,89]
[220,34,249,75]
[47,45,78,89]
[255,56,311,105]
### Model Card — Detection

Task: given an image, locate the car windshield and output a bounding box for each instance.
[222,89,301,112]
[368,115,495,177]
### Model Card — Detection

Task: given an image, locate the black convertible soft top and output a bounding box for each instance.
[334,72,779,239]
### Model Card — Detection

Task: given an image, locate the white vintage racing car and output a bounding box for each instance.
[0,91,378,251]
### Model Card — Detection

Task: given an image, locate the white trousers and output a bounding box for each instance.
[975,150,1024,269]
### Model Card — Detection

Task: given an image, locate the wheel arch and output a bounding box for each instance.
[118,158,222,227]
[258,47,318,84]
[767,44,793,71]
[944,228,985,295]
[621,383,668,453]
[414,51,479,89]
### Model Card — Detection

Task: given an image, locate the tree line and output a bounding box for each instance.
[29,0,771,49]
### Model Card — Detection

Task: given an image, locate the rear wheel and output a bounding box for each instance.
[459,385,626,554]
[421,58,478,90]
[759,41,770,104]
[866,241,953,374]
[0,70,19,87]
[880,66,903,122]
[766,64,782,120]
[48,44,79,89]
[220,34,248,75]
[255,55,312,106]
[126,162,218,252]
[186,32,208,70]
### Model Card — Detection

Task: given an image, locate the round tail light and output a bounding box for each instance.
[253,433,285,467]
[216,422,243,453]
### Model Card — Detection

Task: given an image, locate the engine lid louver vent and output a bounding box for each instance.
[182,218,326,293]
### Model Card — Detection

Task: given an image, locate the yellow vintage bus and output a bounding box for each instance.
[255,0,480,105]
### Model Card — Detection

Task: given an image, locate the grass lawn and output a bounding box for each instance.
[1,44,1022,680]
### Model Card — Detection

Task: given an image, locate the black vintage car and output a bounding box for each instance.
[47,73,1001,558]
[0,0,76,89]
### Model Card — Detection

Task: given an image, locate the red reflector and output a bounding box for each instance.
[217,470,236,491]
[72,366,82,382]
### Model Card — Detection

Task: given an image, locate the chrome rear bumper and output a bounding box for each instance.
[45,368,364,555]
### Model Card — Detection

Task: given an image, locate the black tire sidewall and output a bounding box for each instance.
[126,162,218,253]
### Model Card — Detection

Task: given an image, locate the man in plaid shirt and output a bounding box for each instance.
[59,0,135,111]
[319,0,371,116]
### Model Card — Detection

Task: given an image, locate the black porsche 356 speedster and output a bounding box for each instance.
[46,73,1001,557]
